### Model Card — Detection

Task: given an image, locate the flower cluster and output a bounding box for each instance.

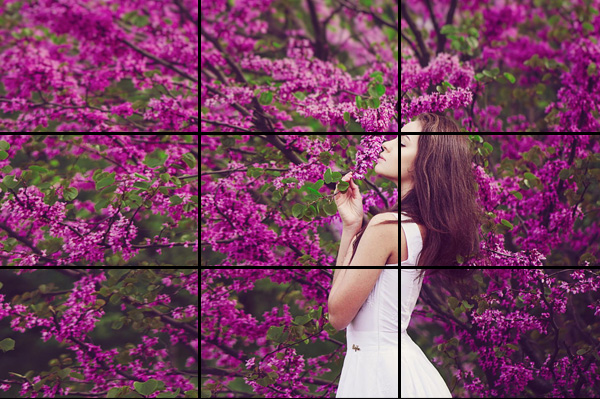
[200,135,397,266]
[401,0,600,131]
[465,135,598,267]
[412,269,600,397]
[0,269,198,397]
[202,0,398,132]
[0,134,198,266]
[202,269,337,398]
[352,135,387,180]
[0,0,198,132]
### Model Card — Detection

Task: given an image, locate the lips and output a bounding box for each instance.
[378,155,386,162]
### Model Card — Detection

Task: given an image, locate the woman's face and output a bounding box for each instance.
[374,136,398,185]
[400,121,422,132]
[401,135,419,199]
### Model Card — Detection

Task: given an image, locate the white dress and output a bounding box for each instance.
[400,269,452,398]
[400,212,422,267]
[336,269,398,398]
[386,213,399,266]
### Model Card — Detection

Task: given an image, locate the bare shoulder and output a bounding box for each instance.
[370,213,399,240]
[370,212,399,225]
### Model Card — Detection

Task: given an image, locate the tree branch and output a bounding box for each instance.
[118,38,198,83]
[201,118,253,132]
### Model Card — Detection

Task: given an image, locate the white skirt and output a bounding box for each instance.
[337,341,398,398]
[401,332,452,398]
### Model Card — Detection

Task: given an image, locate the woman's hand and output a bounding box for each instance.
[334,172,364,230]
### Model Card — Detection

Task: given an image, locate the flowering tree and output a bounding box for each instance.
[401,0,600,132]
[0,268,198,398]
[201,268,342,398]
[0,135,199,266]
[411,269,600,398]
[201,0,398,132]
[201,134,397,266]
[0,0,198,132]
[464,135,600,266]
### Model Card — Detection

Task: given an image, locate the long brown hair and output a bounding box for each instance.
[416,113,461,132]
[349,202,398,265]
[402,135,482,266]
[417,269,475,281]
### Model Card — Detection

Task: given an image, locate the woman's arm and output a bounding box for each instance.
[335,226,361,266]
[328,269,383,330]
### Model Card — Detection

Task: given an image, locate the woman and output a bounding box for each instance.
[401,135,482,266]
[329,268,398,398]
[334,136,398,267]
[401,269,473,398]
[401,113,462,132]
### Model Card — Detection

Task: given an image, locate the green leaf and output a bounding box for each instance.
[96,175,115,190]
[133,181,151,190]
[132,14,149,27]
[355,95,362,109]
[368,98,380,108]
[109,269,129,280]
[375,83,385,97]
[306,187,322,198]
[347,120,365,132]
[504,72,516,84]
[440,25,458,35]
[583,22,594,31]
[132,100,147,110]
[337,181,349,192]
[3,175,17,188]
[160,173,170,183]
[259,91,273,105]
[170,195,183,205]
[129,310,144,321]
[324,168,332,184]
[466,36,478,50]
[588,62,597,77]
[134,173,150,181]
[95,198,110,213]
[29,166,48,173]
[157,388,180,398]
[501,219,514,229]
[134,379,159,396]
[0,338,15,352]
[182,152,196,168]
[323,201,337,216]
[293,92,306,101]
[559,169,572,180]
[292,203,305,218]
[0,151,8,160]
[109,294,121,305]
[359,0,372,6]
[63,187,78,201]
[144,150,167,168]
[0,140,10,150]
